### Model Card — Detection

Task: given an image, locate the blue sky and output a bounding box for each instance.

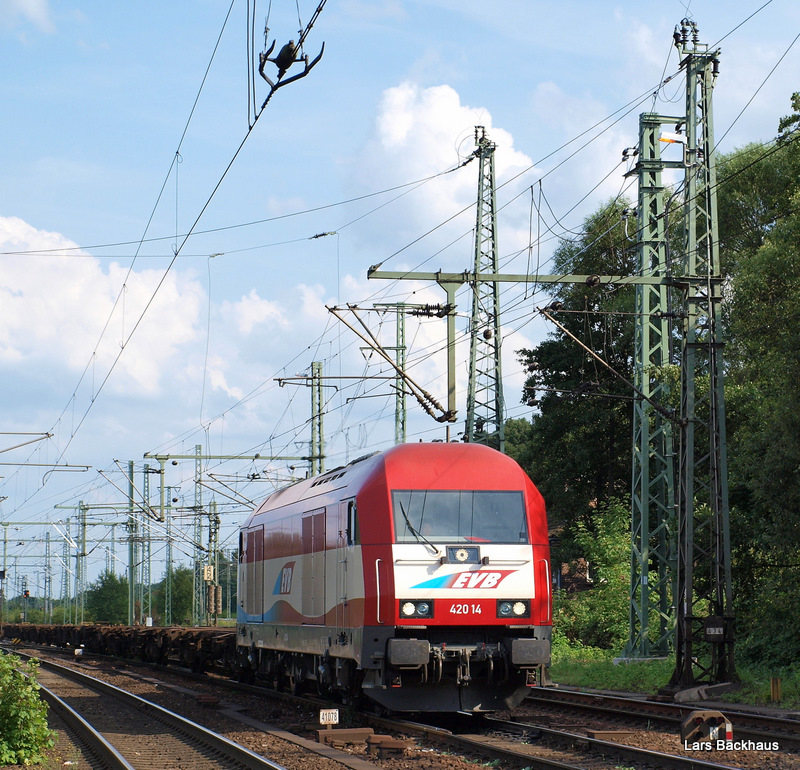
[1,0,798,598]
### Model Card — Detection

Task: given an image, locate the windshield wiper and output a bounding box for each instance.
[398,499,441,556]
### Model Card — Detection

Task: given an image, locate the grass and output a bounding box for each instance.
[549,638,800,708]
[717,668,800,709]
[549,640,674,694]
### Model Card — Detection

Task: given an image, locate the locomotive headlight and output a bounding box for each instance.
[399,600,434,619]
[497,599,530,618]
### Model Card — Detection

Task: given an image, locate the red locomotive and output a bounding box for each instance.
[237,441,551,712]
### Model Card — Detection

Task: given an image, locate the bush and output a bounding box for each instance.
[0,653,55,765]
[554,498,631,649]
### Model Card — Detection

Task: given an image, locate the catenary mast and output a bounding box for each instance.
[465,127,505,452]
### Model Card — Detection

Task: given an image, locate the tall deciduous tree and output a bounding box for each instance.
[152,565,196,626]
[507,95,800,664]
[512,198,636,562]
[720,95,800,666]
[84,570,129,624]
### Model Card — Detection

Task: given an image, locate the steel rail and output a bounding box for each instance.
[485,715,745,770]
[25,654,289,770]
[368,713,745,770]
[527,687,800,749]
[38,683,135,770]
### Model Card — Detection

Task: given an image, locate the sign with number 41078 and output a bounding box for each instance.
[319,709,339,726]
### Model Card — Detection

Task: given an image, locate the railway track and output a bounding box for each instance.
[371,712,753,770]
[10,644,799,770]
[38,687,132,770]
[16,653,289,770]
[524,687,800,750]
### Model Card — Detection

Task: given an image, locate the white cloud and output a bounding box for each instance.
[0,215,204,395]
[623,18,668,72]
[0,0,55,33]
[338,83,555,433]
[351,81,538,265]
[207,362,245,401]
[368,81,533,184]
[298,283,336,323]
[222,288,288,335]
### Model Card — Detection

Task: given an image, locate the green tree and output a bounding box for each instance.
[716,93,800,668]
[503,417,536,475]
[515,198,637,564]
[725,187,800,668]
[553,498,630,649]
[151,565,195,626]
[84,570,129,624]
[215,550,239,620]
[507,94,800,667]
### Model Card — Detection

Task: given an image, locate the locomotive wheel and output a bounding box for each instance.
[278,658,304,695]
[288,674,301,695]
[283,666,302,695]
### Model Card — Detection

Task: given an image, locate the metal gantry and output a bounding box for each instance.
[372,302,459,444]
[670,19,735,687]
[61,522,71,623]
[44,531,53,622]
[311,362,325,475]
[143,446,295,625]
[165,486,173,626]
[626,111,680,658]
[193,446,204,626]
[141,466,154,623]
[626,21,734,687]
[273,361,327,473]
[75,502,87,623]
[366,126,508,441]
[369,302,412,444]
[394,307,407,444]
[466,127,505,452]
[127,461,138,625]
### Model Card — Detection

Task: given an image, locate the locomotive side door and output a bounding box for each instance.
[302,508,326,623]
[335,498,356,633]
[242,524,264,621]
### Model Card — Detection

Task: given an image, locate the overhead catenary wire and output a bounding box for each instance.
[7,1,331,516]
[5,0,239,502]
[12,110,792,522]
[4,3,792,576]
[155,149,639,472]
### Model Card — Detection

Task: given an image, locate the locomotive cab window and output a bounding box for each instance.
[392,490,528,544]
[346,499,359,545]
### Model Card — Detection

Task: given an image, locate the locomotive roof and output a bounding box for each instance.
[243,442,536,527]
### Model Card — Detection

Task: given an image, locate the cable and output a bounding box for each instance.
[0,164,471,257]
[710,0,774,48]
[713,30,800,154]
[9,3,795,530]
[6,1,330,515]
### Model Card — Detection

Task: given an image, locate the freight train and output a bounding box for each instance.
[1,442,552,713]
[236,441,552,712]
